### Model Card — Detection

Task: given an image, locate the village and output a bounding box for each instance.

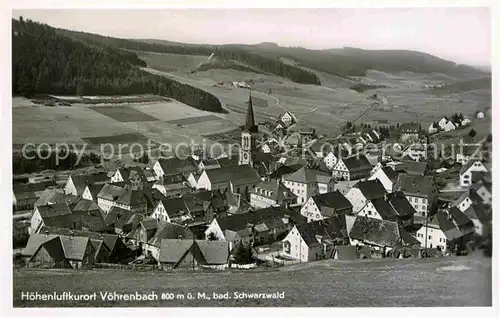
[12,93,492,271]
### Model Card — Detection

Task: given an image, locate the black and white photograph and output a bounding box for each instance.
[4,0,498,313]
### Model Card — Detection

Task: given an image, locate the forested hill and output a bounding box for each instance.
[53,29,322,85]
[12,18,224,113]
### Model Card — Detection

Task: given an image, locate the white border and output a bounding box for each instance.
[2,1,499,318]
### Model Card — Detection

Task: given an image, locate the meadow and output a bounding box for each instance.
[13,255,491,307]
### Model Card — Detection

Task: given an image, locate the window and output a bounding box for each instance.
[428,235,432,240]
[368,211,372,215]
[408,197,412,202]
[415,205,419,210]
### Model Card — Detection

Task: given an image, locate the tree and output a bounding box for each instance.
[486,133,492,142]
[207,232,218,241]
[468,129,477,138]
[232,242,254,264]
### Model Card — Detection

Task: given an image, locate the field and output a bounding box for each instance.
[13,255,491,307]
[90,106,159,122]
[137,51,491,137]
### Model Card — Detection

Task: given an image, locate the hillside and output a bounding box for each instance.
[430,76,492,94]
[12,18,224,113]
[52,29,322,85]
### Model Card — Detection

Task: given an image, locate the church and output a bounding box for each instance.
[238,93,275,174]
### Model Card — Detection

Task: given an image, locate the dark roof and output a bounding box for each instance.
[394,174,435,197]
[195,240,229,265]
[59,236,90,261]
[459,159,485,175]
[70,172,109,194]
[23,233,60,256]
[283,167,319,183]
[85,184,105,199]
[158,239,193,264]
[268,164,303,179]
[401,122,420,132]
[380,167,399,182]
[204,165,261,188]
[245,94,258,133]
[311,190,352,214]
[370,198,399,221]
[157,157,198,175]
[183,190,228,213]
[29,237,67,263]
[37,202,72,218]
[448,207,474,228]
[355,179,387,200]
[42,209,107,233]
[349,216,418,247]
[342,155,372,172]
[72,198,100,213]
[13,181,56,196]
[148,222,194,247]
[35,189,78,207]
[399,160,427,176]
[115,187,148,206]
[251,179,296,201]
[157,197,190,218]
[463,203,490,224]
[217,156,240,168]
[216,206,306,233]
[429,211,464,240]
[105,206,135,228]
[156,173,187,187]
[97,184,126,201]
[386,191,416,217]
[140,217,160,231]
[294,217,347,247]
[38,226,123,252]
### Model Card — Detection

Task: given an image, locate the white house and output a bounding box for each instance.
[476,111,485,119]
[96,184,127,214]
[152,158,198,179]
[459,159,488,187]
[438,117,456,132]
[279,111,295,127]
[332,155,372,181]
[428,122,439,134]
[344,179,387,214]
[323,151,338,170]
[368,167,398,193]
[249,179,296,209]
[282,167,319,205]
[461,118,471,126]
[300,191,353,223]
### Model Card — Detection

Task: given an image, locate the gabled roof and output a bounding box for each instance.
[195,240,229,265]
[459,159,486,175]
[386,191,416,218]
[379,167,399,182]
[428,211,463,241]
[398,160,427,176]
[268,164,303,179]
[283,167,318,184]
[158,239,193,264]
[13,181,56,197]
[59,236,90,261]
[115,187,148,206]
[38,226,123,252]
[341,155,372,172]
[70,172,109,194]
[148,222,194,247]
[355,179,387,200]
[36,202,72,218]
[155,173,187,187]
[293,217,347,247]
[35,189,78,207]
[156,157,198,175]
[23,233,60,256]
[97,184,126,201]
[105,206,135,228]
[370,198,399,220]
[85,184,105,199]
[311,190,352,213]
[42,208,107,233]
[463,203,490,224]
[72,198,100,213]
[157,197,190,219]
[204,165,261,187]
[394,174,435,197]
[217,156,240,168]
[251,179,296,201]
[216,206,306,233]
[140,217,160,231]
[349,216,418,247]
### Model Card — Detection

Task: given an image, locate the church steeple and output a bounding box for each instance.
[245,91,258,133]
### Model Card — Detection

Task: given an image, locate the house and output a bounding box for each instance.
[152,157,198,179]
[158,239,229,270]
[472,181,492,205]
[368,167,399,193]
[332,155,372,181]
[110,167,149,190]
[104,206,136,234]
[461,117,471,126]
[24,233,96,269]
[39,226,131,263]
[281,217,348,263]
[349,216,420,256]
[279,111,296,127]
[402,144,427,162]
[182,190,230,224]
[463,203,490,236]
[456,145,482,165]
[345,179,387,214]
[282,167,320,204]
[64,173,109,196]
[30,202,72,234]
[250,179,297,209]
[34,188,78,208]
[398,160,428,176]
[438,117,456,132]
[13,181,56,209]
[150,197,191,224]
[393,174,438,221]
[142,222,194,261]
[300,191,353,223]
[415,208,475,253]
[113,186,149,215]
[197,158,221,172]
[82,184,105,202]
[400,122,420,142]
[428,122,439,134]
[97,184,127,213]
[205,206,306,250]
[459,159,488,187]
[196,165,261,199]
[438,191,473,213]
[357,191,416,228]
[475,111,485,119]
[152,173,192,198]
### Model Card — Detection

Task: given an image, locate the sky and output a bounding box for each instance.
[12,8,491,66]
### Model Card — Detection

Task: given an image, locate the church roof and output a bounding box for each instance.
[245,93,258,133]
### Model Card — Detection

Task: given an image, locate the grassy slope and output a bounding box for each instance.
[13,256,491,307]
[430,77,492,95]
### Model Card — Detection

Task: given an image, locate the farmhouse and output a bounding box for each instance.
[158,239,229,270]
[282,167,334,204]
[82,184,105,202]
[204,206,306,249]
[142,222,194,261]
[300,191,353,223]
[279,111,296,127]
[332,155,372,181]
[349,216,420,256]
[196,165,261,198]
[393,174,438,220]
[96,183,127,213]
[64,173,109,197]
[113,186,149,214]
[438,117,456,132]
[250,179,296,209]
[356,191,416,228]
[281,217,348,263]
[30,202,72,234]
[368,166,399,193]
[345,179,387,214]
[459,159,488,187]
[110,167,149,190]
[415,208,474,253]
[153,157,198,179]
[152,173,192,198]
[150,197,191,224]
